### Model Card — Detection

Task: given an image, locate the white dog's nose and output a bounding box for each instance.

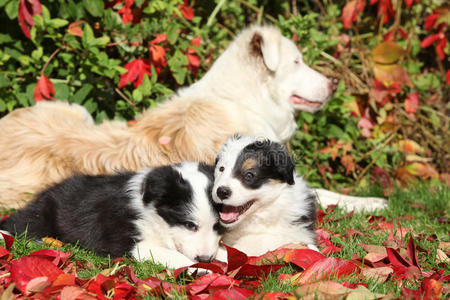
[217,186,232,200]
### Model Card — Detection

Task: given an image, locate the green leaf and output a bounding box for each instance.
[82,0,103,17]
[41,5,51,23]
[92,36,110,47]
[0,73,9,88]
[83,98,98,114]
[132,89,143,103]
[71,84,94,104]
[0,99,5,112]
[0,33,13,44]
[82,23,95,48]
[33,15,44,30]
[138,74,152,96]
[0,0,9,8]
[31,47,43,61]
[167,23,179,44]
[5,1,18,19]
[49,18,69,28]
[54,83,70,101]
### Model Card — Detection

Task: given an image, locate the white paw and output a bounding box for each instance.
[339,196,388,212]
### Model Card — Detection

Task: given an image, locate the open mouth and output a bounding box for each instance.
[290,95,322,107]
[219,200,256,224]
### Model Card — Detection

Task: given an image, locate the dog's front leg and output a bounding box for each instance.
[314,188,388,212]
[132,245,195,269]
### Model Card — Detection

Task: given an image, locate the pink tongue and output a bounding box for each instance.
[220,206,239,223]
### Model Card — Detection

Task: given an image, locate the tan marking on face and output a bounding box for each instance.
[268,178,284,185]
[242,158,257,171]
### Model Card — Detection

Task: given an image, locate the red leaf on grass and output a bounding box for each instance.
[150,34,167,44]
[234,263,284,278]
[10,256,64,294]
[258,292,294,300]
[178,0,194,20]
[0,246,9,258]
[34,73,55,102]
[405,92,419,116]
[18,0,42,39]
[119,59,152,88]
[209,287,254,300]
[283,249,325,269]
[1,232,14,250]
[420,34,441,48]
[222,243,248,273]
[294,257,360,284]
[341,0,365,29]
[406,236,420,269]
[187,273,240,295]
[422,278,443,300]
[29,249,72,267]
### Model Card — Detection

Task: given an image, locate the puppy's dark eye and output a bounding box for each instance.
[183,222,198,232]
[219,166,225,172]
[244,172,254,181]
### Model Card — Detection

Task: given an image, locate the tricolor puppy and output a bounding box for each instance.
[212,135,316,258]
[0,162,223,269]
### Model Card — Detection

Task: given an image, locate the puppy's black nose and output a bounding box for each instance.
[217,186,232,200]
[195,255,214,263]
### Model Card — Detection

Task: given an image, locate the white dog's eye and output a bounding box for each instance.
[244,172,254,181]
[294,58,300,65]
[219,166,225,172]
[183,222,199,232]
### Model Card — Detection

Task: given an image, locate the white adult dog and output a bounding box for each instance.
[0,25,387,211]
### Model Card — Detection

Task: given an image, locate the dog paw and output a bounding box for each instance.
[339,196,388,212]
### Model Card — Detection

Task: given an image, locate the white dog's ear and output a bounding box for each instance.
[250,31,280,71]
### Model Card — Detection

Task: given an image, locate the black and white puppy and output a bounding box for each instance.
[0,162,223,269]
[212,135,317,259]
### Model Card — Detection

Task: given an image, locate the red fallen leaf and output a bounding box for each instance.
[406,236,420,270]
[10,256,64,294]
[234,263,284,278]
[283,249,325,269]
[209,287,254,300]
[60,286,96,300]
[405,92,419,115]
[341,0,365,29]
[358,116,374,138]
[362,267,393,283]
[114,282,134,299]
[364,252,387,264]
[119,59,152,88]
[342,282,369,289]
[178,0,194,20]
[26,276,51,294]
[258,291,294,300]
[0,246,9,258]
[187,273,240,295]
[222,243,248,273]
[316,209,326,224]
[422,278,443,300]
[18,0,42,39]
[52,273,76,287]
[1,232,14,250]
[29,249,72,267]
[34,73,55,102]
[67,20,85,37]
[294,257,360,284]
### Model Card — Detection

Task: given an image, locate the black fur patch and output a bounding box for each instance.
[292,192,317,233]
[232,139,295,189]
[0,173,138,258]
[142,166,195,227]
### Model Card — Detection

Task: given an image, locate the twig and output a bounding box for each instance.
[355,128,398,163]
[41,48,61,74]
[115,87,137,109]
[236,0,277,23]
[207,0,226,27]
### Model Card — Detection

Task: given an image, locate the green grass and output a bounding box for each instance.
[1,182,448,298]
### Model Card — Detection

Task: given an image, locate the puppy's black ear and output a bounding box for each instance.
[249,30,280,71]
[268,143,295,185]
[141,166,180,205]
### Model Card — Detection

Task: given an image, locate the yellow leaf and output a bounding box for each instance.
[372,41,406,64]
[373,64,411,86]
[397,139,423,154]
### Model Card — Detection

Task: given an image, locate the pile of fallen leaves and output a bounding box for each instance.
[0,207,448,299]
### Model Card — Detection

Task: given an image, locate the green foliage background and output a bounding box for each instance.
[0,0,448,191]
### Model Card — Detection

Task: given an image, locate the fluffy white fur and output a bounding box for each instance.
[0,25,386,212]
[213,136,316,258]
[129,163,221,268]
